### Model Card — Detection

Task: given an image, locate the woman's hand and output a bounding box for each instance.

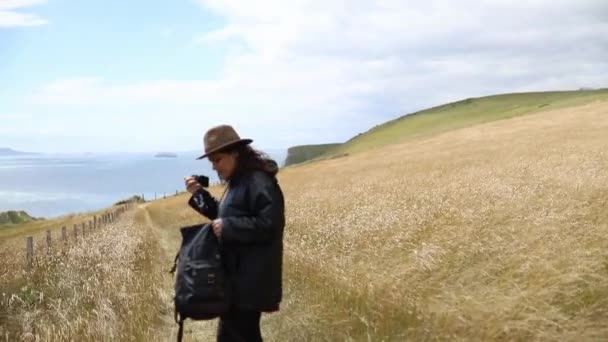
[212,219,223,238]
[184,176,202,194]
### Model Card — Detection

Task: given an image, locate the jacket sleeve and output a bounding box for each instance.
[188,189,219,220]
[221,176,284,244]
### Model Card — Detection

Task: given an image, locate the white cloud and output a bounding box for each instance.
[31,0,608,150]
[0,0,47,27]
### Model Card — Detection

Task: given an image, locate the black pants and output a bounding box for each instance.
[217,310,263,342]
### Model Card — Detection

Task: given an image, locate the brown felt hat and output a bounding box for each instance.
[196,124,253,160]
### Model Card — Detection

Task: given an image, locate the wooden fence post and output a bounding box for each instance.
[26,237,33,271]
[94,216,97,228]
[89,221,92,231]
[46,230,52,252]
[62,226,67,244]
[73,224,78,239]
[82,223,86,238]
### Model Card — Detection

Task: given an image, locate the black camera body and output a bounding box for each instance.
[192,174,210,188]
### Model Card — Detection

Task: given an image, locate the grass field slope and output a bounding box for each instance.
[321,88,608,158]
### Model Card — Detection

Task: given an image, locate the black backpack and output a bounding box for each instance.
[170,223,231,341]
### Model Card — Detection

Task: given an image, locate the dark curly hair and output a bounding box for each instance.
[220,143,279,180]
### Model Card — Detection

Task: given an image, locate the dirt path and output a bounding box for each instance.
[136,203,218,342]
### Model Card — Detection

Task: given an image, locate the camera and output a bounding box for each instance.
[191,174,210,188]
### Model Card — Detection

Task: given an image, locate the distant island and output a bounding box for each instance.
[155,152,178,158]
[0,148,39,156]
[0,210,43,226]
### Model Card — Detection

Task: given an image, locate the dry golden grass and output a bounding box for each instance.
[270,101,608,341]
[0,209,167,341]
[2,100,607,341]
[139,100,608,341]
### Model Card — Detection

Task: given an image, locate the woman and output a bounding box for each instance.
[184,124,285,342]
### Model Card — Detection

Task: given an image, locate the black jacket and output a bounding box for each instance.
[188,168,285,312]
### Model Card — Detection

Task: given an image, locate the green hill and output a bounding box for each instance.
[0,210,42,226]
[284,143,342,166]
[321,88,608,158]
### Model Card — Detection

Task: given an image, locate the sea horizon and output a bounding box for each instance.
[0,149,287,219]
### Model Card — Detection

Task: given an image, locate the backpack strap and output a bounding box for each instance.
[215,184,230,247]
[169,252,179,274]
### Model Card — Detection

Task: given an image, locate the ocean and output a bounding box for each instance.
[0,150,286,218]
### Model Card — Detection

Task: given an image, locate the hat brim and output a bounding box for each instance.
[196,138,253,160]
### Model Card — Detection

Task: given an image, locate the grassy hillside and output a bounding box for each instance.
[322,88,608,157]
[0,210,41,225]
[283,143,341,166]
[146,100,608,341]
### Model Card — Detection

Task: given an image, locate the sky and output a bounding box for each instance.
[1,0,607,154]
